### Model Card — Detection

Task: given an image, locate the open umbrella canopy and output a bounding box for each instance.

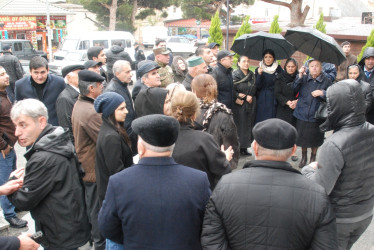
[231,31,295,61]
[284,27,346,65]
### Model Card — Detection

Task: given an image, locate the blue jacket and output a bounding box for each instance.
[293,74,332,122]
[98,157,211,249]
[15,74,65,126]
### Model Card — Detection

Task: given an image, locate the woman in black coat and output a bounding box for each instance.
[191,74,240,169]
[94,92,133,205]
[232,55,256,156]
[275,58,299,161]
[171,90,232,189]
[255,49,283,124]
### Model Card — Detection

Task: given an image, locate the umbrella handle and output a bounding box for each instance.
[244,36,247,49]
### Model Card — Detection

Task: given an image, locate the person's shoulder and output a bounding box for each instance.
[49,74,65,83]
[15,75,30,85]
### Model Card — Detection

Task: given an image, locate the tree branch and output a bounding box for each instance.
[84,13,108,30]
[260,0,291,9]
[100,2,110,9]
[300,5,310,24]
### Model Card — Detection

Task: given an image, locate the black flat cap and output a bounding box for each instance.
[209,42,220,49]
[138,61,160,78]
[2,45,11,51]
[78,69,105,82]
[62,64,85,78]
[217,50,235,61]
[84,60,102,69]
[253,118,297,150]
[132,114,180,147]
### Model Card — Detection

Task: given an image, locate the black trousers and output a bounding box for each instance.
[337,215,373,250]
[84,182,106,250]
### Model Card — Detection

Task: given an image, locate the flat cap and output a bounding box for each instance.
[187,56,205,67]
[209,42,220,49]
[253,118,297,150]
[138,61,160,78]
[132,114,180,147]
[2,45,11,51]
[153,47,170,56]
[78,69,105,82]
[62,64,85,78]
[217,50,235,62]
[84,60,102,69]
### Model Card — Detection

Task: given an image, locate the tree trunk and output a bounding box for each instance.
[109,0,118,31]
[130,0,138,27]
[260,0,310,27]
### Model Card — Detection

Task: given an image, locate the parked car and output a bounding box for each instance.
[49,50,88,76]
[0,39,47,60]
[166,36,197,57]
[54,31,136,61]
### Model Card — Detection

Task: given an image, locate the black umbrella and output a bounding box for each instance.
[284,27,346,65]
[231,31,296,60]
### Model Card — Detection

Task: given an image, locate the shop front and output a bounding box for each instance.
[164,19,211,40]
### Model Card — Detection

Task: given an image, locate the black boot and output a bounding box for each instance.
[298,150,307,168]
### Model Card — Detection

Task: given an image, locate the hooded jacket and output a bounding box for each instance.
[106,45,134,81]
[359,47,374,85]
[303,80,374,222]
[8,125,90,249]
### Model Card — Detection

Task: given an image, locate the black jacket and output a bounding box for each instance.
[95,118,133,205]
[196,106,239,169]
[106,45,134,81]
[56,84,79,144]
[202,160,337,250]
[274,71,298,124]
[131,78,147,102]
[0,53,24,88]
[0,236,19,250]
[172,124,231,189]
[8,125,90,249]
[182,73,193,91]
[211,63,234,109]
[303,79,374,222]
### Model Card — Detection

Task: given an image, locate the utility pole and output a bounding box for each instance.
[226,0,230,50]
[46,0,53,62]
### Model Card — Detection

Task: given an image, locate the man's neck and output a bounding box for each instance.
[0,87,6,93]
[365,66,373,72]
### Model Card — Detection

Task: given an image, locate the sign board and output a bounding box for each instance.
[0,16,37,30]
[36,16,66,29]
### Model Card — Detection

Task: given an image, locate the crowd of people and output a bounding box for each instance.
[0,37,374,250]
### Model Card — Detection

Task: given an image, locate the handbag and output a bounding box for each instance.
[314,101,328,120]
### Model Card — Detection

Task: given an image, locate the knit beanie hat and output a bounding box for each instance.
[94,92,125,118]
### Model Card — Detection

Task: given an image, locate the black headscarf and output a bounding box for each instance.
[134,87,168,117]
[276,58,298,83]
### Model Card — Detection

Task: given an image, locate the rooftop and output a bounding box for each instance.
[0,0,71,16]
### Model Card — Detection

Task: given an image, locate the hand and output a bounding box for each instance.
[221,145,234,162]
[309,161,319,169]
[289,100,298,109]
[258,67,263,75]
[311,90,323,97]
[18,233,40,250]
[246,95,253,103]
[235,98,244,105]
[299,66,306,77]
[0,179,23,195]
[1,144,12,158]
[10,168,25,180]
[238,93,246,98]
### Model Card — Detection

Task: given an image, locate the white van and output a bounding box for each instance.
[54,31,136,60]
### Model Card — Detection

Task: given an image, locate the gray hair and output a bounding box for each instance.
[11,99,48,121]
[139,137,175,153]
[78,79,97,96]
[113,60,131,75]
[254,142,294,159]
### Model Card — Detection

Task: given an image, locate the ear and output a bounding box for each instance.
[291,144,297,155]
[39,116,48,130]
[252,140,259,156]
[92,56,98,61]
[137,139,145,158]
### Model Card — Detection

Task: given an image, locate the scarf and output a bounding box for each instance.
[259,60,279,74]
[200,99,232,131]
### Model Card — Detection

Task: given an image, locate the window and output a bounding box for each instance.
[78,40,90,50]
[13,42,22,52]
[93,40,108,48]
[24,42,33,52]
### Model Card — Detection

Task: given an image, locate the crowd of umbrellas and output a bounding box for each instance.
[231,27,346,65]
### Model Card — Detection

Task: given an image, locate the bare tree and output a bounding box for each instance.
[260,0,310,27]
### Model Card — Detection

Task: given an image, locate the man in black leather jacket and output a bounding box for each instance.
[201,118,337,250]
[302,79,374,250]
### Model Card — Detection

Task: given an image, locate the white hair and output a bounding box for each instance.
[139,137,175,153]
[11,99,48,121]
[113,60,131,75]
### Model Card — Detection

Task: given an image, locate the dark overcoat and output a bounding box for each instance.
[98,157,211,249]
